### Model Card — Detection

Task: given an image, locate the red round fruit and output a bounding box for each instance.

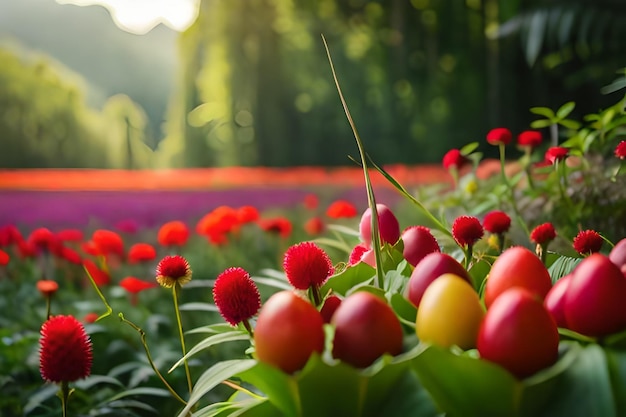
[401,225,440,267]
[254,291,325,374]
[544,274,572,329]
[331,291,403,368]
[609,238,626,268]
[406,252,472,308]
[477,287,559,379]
[359,204,400,248]
[484,246,552,308]
[564,253,626,337]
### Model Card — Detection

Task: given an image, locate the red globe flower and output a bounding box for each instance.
[517,130,543,149]
[213,267,261,327]
[615,140,626,160]
[196,206,239,236]
[283,242,334,290]
[56,229,84,243]
[120,276,158,305]
[157,221,190,247]
[237,206,260,224]
[0,249,9,266]
[91,229,124,258]
[486,128,512,146]
[258,217,292,238]
[83,259,111,286]
[482,211,511,235]
[442,149,468,170]
[0,224,22,247]
[545,147,569,164]
[304,216,324,236]
[156,255,192,288]
[573,230,604,255]
[530,223,557,245]
[452,215,484,247]
[28,228,60,254]
[303,193,319,210]
[37,280,59,297]
[127,243,157,264]
[39,315,93,383]
[326,200,358,219]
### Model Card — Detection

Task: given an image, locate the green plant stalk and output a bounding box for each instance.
[58,381,70,417]
[83,265,113,321]
[45,295,51,320]
[119,313,187,405]
[322,35,384,289]
[550,122,558,146]
[498,143,529,236]
[173,284,193,394]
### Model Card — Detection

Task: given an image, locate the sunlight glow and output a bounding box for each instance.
[56,0,200,35]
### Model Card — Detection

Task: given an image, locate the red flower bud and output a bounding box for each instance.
[213,267,261,326]
[39,315,92,383]
[452,215,484,247]
[572,230,603,255]
[283,242,334,290]
[486,128,512,146]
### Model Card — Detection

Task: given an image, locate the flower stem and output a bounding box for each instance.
[173,284,193,394]
[45,295,51,320]
[59,381,69,417]
[118,313,187,405]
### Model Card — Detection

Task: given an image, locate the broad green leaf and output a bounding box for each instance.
[533,344,616,417]
[412,343,521,416]
[389,292,417,327]
[169,330,250,373]
[525,11,548,66]
[605,348,626,416]
[530,106,555,119]
[187,323,237,335]
[179,302,219,312]
[468,258,491,292]
[558,119,581,130]
[104,387,171,402]
[177,359,257,417]
[373,370,440,417]
[252,277,293,291]
[556,101,576,119]
[322,261,376,296]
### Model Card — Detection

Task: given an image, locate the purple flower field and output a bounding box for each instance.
[0,187,401,231]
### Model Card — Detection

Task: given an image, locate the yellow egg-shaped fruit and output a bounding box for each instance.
[416,273,485,350]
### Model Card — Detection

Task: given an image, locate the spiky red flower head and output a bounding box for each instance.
[83,259,111,286]
[0,224,22,247]
[304,216,324,236]
[213,267,262,326]
[517,130,543,149]
[120,276,157,294]
[452,215,484,247]
[615,141,626,160]
[258,217,292,238]
[348,243,369,266]
[326,200,358,219]
[482,211,511,235]
[91,229,124,258]
[28,228,59,254]
[237,206,260,224]
[486,128,512,146]
[37,280,59,297]
[59,247,82,265]
[442,149,468,170]
[157,221,189,247]
[303,193,319,210]
[39,315,92,383]
[127,243,157,264]
[530,223,557,245]
[196,206,238,236]
[573,229,604,255]
[283,242,335,290]
[0,249,9,266]
[545,146,569,164]
[156,255,192,288]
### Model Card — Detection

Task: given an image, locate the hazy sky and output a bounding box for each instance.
[55,0,200,34]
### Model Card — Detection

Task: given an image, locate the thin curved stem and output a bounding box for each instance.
[173,284,193,394]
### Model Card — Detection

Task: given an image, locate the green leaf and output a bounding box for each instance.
[547,255,582,284]
[558,119,581,130]
[177,359,258,417]
[321,262,376,296]
[178,302,219,312]
[530,119,554,129]
[525,11,548,66]
[534,344,616,417]
[389,292,417,327]
[530,106,556,119]
[605,348,626,417]
[103,387,171,402]
[252,277,293,291]
[556,101,576,119]
[468,258,491,292]
[169,330,250,373]
[459,141,479,156]
[411,344,521,416]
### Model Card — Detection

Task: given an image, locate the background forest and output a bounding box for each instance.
[1,0,625,169]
